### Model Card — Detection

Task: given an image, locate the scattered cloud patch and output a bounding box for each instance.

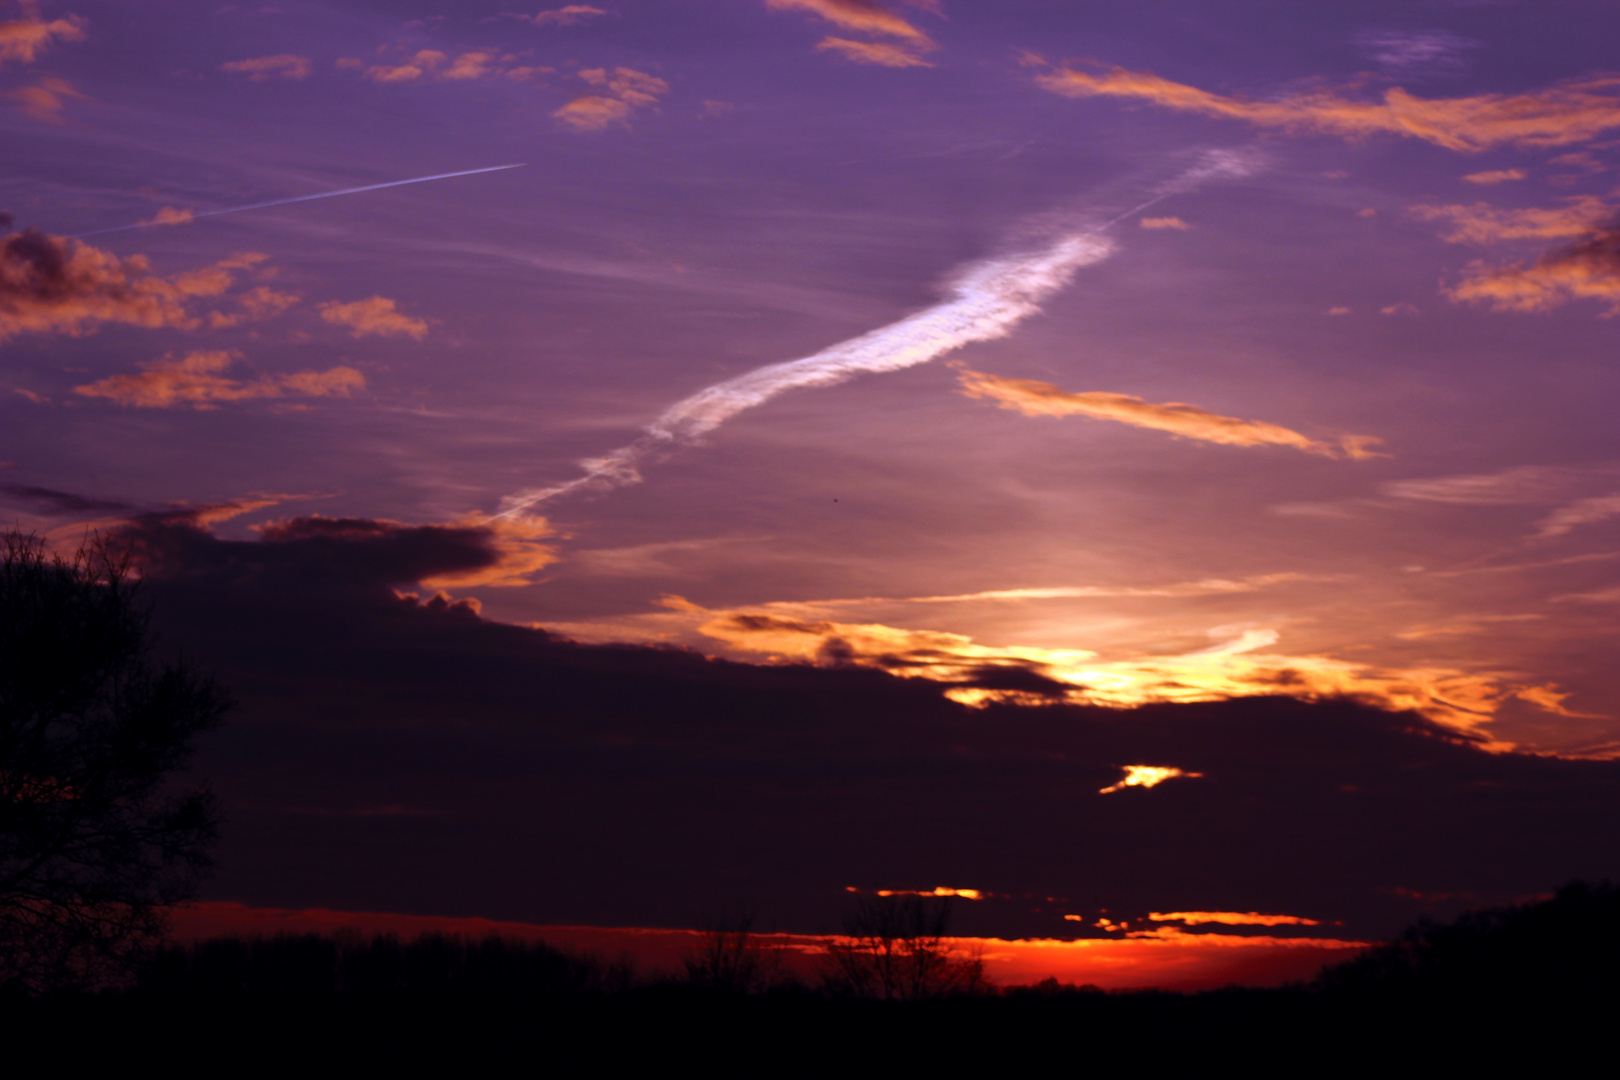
[318,296,429,339]
[1463,168,1526,185]
[6,76,84,122]
[1140,216,1191,230]
[816,36,930,67]
[73,351,363,409]
[1353,29,1477,74]
[220,54,312,80]
[956,368,1381,458]
[1412,195,1612,244]
[143,206,194,227]
[1327,306,1352,315]
[1381,302,1419,315]
[1033,64,1620,152]
[1382,465,1574,505]
[0,13,84,67]
[0,229,269,341]
[553,66,668,129]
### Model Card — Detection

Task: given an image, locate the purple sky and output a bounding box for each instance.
[5,0,1620,944]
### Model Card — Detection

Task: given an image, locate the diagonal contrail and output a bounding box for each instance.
[493,150,1258,520]
[72,164,526,238]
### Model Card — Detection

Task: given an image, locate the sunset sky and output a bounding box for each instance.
[5,0,1620,979]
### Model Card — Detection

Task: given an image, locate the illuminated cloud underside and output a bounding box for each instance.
[1099,765,1202,794]
[956,368,1380,458]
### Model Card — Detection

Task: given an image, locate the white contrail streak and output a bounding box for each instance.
[494,150,1258,519]
[71,164,526,238]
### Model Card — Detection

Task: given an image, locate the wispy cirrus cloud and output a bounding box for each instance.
[220,54,312,80]
[1034,64,1620,152]
[816,37,930,67]
[1533,494,1620,539]
[553,66,668,130]
[1412,194,1614,243]
[0,228,270,341]
[0,12,84,67]
[766,0,937,67]
[318,296,429,339]
[1462,168,1526,185]
[956,368,1381,459]
[73,351,363,409]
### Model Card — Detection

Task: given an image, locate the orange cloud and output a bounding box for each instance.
[1463,168,1526,185]
[765,0,930,42]
[1411,195,1613,244]
[554,67,669,130]
[73,351,364,409]
[220,54,313,80]
[0,229,269,341]
[955,368,1381,459]
[6,76,85,122]
[1098,765,1202,794]
[1034,65,1620,152]
[0,14,84,66]
[815,37,931,67]
[1148,912,1321,927]
[1140,216,1191,230]
[421,516,557,589]
[1447,226,1620,315]
[318,296,429,339]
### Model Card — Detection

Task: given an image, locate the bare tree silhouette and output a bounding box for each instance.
[682,911,782,994]
[0,529,228,991]
[821,895,986,1000]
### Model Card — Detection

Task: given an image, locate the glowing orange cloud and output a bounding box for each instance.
[0,231,271,341]
[956,368,1381,459]
[1035,65,1620,152]
[73,351,364,409]
[671,598,1574,746]
[856,886,989,900]
[1140,216,1191,230]
[318,295,429,339]
[421,516,557,589]
[1149,911,1321,927]
[1099,765,1203,794]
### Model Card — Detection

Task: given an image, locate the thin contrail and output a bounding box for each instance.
[72,164,526,238]
[493,150,1258,520]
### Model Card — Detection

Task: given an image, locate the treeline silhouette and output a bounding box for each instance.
[5,884,1616,1072]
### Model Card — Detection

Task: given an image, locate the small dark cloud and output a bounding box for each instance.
[0,482,131,514]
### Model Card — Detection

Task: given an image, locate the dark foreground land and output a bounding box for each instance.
[7,882,1618,1073]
